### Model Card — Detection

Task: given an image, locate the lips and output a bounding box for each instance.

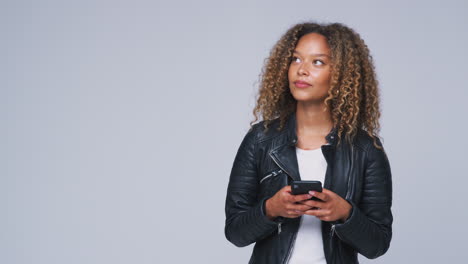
[294,80,311,88]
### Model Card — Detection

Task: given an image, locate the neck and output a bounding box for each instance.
[295,101,333,136]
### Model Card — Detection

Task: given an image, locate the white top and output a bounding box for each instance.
[287,146,328,264]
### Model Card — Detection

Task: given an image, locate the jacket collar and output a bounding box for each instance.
[285,111,338,147]
[268,111,338,181]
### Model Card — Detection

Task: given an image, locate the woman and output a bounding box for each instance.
[224,22,393,264]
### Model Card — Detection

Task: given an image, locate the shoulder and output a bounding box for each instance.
[248,117,288,144]
[352,128,391,170]
[353,128,385,154]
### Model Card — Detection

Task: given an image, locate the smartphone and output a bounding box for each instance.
[291,180,323,201]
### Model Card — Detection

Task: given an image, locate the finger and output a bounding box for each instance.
[285,193,307,203]
[280,188,294,200]
[290,203,313,212]
[292,193,313,202]
[286,202,310,211]
[309,190,328,202]
[298,199,324,208]
[317,215,332,222]
[286,210,303,218]
[304,209,330,217]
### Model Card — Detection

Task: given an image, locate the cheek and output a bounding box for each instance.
[317,71,331,85]
[287,67,294,81]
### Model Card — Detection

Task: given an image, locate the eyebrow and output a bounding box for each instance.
[293,50,330,58]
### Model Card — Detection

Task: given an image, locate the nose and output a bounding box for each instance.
[297,63,309,76]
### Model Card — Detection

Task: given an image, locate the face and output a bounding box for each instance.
[288,33,332,104]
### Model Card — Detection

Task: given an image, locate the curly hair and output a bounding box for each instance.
[250,21,383,149]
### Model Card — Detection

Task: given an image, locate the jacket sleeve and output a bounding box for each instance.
[332,138,393,259]
[224,125,279,247]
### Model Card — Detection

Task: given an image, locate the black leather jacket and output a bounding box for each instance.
[224,112,393,263]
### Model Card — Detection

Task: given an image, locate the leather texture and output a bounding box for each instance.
[224,112,393,264]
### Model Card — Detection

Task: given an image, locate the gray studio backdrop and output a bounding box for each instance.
[3,0,468,263]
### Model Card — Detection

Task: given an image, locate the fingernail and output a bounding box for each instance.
[309,191,315,195]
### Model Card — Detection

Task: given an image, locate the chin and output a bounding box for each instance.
[294,96,307,100]
[291,94,327,104]
[292,97,314,103]
[290,91,312,101]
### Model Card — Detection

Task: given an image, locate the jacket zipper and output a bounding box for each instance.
[329,146,354,260]
[322,144,338,262]
[268,152,292,235]
[259,169,283,184]
[261,168,284,239]
[329,223,335,262]
[268,150,299,264]
[332,170,352,241]
[330,222,345,241]
[269,152,292,181]
[284,216,302,263]
[329,184,352,258]
[345,145,355,201]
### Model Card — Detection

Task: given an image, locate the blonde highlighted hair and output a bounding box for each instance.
[251,21,383,149]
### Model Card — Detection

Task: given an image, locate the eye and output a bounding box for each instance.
[291,56,301,63]
[313,60,325,66]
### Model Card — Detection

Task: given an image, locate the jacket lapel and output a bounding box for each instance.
[268,111,338,183]
[269,143,301,181]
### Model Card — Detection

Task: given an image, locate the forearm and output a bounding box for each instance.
[333,200,393,259]
[225,196,279,247]
[265,197,279,221]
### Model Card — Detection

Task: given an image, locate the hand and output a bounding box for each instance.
[265,185,315,220]
[298,188,352,222]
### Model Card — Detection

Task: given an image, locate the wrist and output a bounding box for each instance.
[265,198,277,220]
[340,202,352,222]
[340,213,350,222]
